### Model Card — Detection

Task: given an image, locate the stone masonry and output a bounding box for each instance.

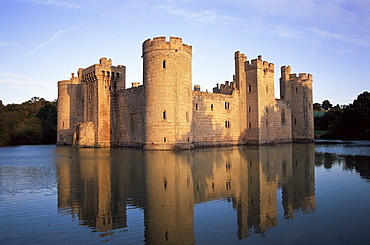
[57,36,314,149]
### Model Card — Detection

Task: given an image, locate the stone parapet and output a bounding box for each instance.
[142,36,192,56]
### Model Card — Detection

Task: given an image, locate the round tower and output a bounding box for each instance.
[142,37,193,149]
[57,72,81,146]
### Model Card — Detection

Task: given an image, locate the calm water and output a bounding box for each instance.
[0,142,369,244]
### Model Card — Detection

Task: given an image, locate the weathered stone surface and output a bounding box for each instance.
[57,36,314,149]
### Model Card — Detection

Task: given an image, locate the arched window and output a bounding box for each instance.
[163,110,166,120]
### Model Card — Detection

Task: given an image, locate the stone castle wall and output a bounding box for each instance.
[192,90,242,146]
[118,85,145,147]
[57,36,314,149]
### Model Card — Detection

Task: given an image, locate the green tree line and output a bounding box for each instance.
[0,97,57,145]
[314,91,370,140]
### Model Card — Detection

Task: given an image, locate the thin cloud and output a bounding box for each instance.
[26,30,63,58]
[0,73,48,85]
[0,42,18,46]
[309,27,370,47]
[19,0,82,10]
[156,5,240,25]
[26,18,93,58]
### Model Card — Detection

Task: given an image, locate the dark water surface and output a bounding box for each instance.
[0,142,369,244]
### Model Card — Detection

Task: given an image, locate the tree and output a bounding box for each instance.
[36,103,57,144]
[0,97,57,145]
[322,100,332,110]
[313,103,322,110]
[322,91,370,139]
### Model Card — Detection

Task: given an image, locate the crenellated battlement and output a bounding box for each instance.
[246,55,274,72]
[212,81,235,94]
[281,66,291,80]
[142,36,192,56]
[289,73,313,81]
[234,51,247,61]
[99,57,112,67]
[79,58,125,85]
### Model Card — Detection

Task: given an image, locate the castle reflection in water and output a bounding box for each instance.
[56,143,315,243]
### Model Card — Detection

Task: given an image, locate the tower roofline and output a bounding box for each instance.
[142,36,192,56]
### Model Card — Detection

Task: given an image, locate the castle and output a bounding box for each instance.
[57,36,313,150]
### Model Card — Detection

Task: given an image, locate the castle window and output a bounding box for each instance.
[186,111,189,120]
[294,118,297,125]
[130,112,136,130]
[226,162,231,172]
[196,103,198,110]
[225,120,230,128]
[226,181,231,190]
[281,109,286,124]
[163,60,166,69]
[248,85,252,93]
[248,107,251,113]
[164,178,167,190]
[249,122,252,128]
[164,137,167,142]
[225,102,230,109]
[295,87,298,94]
[163,110,166,120]
[266,86,268,93]
[211,104,213,111]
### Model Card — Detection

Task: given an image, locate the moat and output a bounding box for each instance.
[0,141,369,244]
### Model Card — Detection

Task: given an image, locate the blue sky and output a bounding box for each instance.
[1,0,369,105]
